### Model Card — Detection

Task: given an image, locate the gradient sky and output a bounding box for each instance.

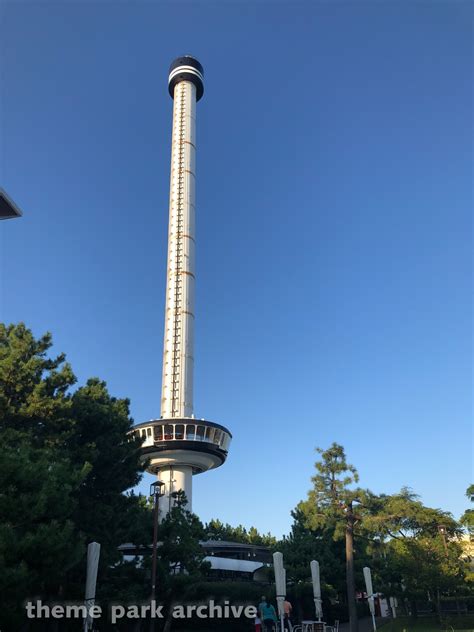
[1,1,472,538]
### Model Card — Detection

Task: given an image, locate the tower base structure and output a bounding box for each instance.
[134,418,232,520]
[156,465,193,522]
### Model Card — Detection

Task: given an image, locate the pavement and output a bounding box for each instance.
[337,617,389,632]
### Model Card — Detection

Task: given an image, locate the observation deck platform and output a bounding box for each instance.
[133,418,232,475]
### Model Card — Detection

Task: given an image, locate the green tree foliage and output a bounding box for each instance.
[0,323,75,440]
[0,323,147,630]
[205,518,276,547]
[366,488,470,614]
[382,536,465,607]
[461,485,474,536]
[365,487,461,541]
[279,506,344,586]
[68,377,146,566]
[0,439,86,628]
[159,491,208,577]
[460,485,474,584]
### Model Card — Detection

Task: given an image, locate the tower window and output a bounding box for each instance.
[186,424,196,440]
[196,425,205,441]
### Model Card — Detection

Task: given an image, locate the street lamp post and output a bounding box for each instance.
[438,525,449,557]
[150,480,165,632]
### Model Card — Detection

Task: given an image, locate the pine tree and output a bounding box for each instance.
[298,443,370,632]
[0,323,147,629]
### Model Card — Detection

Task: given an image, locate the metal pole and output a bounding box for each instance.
[438,525,448,558]
[441,532,448,557]
[150,490,160,632]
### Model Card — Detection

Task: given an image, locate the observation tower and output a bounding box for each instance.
[134,56,232,520]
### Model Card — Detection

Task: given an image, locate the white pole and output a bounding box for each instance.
[389,596,397,619]
[363,566,377,632]
[83,542,101,631]
[273,552,286,632]
[310,560,323,622]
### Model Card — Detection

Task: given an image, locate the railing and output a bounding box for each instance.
[135,422,231,451]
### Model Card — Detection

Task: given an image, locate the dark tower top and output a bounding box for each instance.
[168,55,204,101]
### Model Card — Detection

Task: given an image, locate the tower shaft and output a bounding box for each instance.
[161,80,197,419]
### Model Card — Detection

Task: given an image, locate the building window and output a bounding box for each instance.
[154,426,163,441]
[164,424,173,440]
[175,424,184,440]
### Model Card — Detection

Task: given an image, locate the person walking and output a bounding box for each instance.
[260,601,278,632]
[283,599,293,631]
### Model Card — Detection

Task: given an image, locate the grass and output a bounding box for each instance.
[378,616,474,632]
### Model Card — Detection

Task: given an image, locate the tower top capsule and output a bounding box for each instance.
[168,55,204,101]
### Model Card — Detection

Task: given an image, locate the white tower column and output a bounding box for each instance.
[158,465,193,522]
[161,79,197,420]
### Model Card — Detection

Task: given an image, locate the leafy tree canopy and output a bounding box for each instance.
[364,487,461,541]
[205,518,276,547]
[461,484,474,535]
[0,323,147,629]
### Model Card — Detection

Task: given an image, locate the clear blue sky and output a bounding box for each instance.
[1,1,472,538]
